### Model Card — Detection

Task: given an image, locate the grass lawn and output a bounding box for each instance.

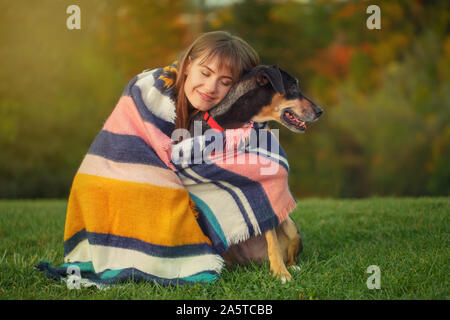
[0,197,448,300]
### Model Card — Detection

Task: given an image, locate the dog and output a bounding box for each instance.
[188,65,323,283]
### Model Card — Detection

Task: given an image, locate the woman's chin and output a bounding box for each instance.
[191,101,215,112]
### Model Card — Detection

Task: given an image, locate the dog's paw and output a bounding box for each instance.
[289,265,301,272]
[271,269,292,284]
[280,272,292,284]
[280,275,289,284]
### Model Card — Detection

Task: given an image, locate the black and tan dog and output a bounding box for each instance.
[188,65,323,283]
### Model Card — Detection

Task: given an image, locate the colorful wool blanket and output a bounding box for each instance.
[36,64,297,287]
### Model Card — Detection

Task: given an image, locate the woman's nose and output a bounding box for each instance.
[203,78,217,94]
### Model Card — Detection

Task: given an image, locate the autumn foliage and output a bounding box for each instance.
[0,0,448,198]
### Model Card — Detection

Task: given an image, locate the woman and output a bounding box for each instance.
[174,31,259,132]
[37,31,296,287]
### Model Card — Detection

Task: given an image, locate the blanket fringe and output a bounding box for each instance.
[278,199,298,224]
[227,228,251,247]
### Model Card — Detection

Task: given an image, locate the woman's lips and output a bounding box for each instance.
[197,90,214,102]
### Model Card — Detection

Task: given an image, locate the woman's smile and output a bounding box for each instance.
[197,90,215,102]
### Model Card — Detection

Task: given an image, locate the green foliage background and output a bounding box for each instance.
[0,0,448,199]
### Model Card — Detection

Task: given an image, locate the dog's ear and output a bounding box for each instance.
[256,66,286,95]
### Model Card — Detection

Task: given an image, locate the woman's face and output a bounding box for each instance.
[184,53,234,111]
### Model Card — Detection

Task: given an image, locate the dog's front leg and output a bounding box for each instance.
[265,229,291,283]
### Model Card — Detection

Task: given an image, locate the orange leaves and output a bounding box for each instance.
[307,42,356,79]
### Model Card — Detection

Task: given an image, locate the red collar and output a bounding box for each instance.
[203,111,224,132]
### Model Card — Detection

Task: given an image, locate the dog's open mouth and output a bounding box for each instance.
[282,109,307,131]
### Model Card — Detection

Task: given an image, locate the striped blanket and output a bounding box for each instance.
[36,64,297,287]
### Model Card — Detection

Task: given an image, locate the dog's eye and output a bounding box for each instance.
[289,84,298,94]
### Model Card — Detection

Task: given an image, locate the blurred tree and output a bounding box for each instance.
[0,0,448,198]
[97,0,192,77]
[206,0,450,198]
[0,0,198,198]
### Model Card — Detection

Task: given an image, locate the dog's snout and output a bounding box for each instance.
[314,106,323,118]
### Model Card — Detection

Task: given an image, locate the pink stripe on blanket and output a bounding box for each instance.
[78,154,184,189]
[212,152,296,222]
[103,96,175,170]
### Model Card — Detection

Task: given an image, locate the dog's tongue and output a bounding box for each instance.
[285,110,307,130]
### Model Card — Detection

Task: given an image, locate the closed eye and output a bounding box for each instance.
[200,67,232,86]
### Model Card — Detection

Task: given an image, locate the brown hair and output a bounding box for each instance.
[174,31,259,131]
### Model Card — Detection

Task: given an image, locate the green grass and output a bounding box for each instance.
[0,197,448,300]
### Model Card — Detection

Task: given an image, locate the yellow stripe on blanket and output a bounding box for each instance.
[64,173,211,247]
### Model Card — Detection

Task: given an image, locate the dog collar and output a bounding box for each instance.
[203,111,224,132]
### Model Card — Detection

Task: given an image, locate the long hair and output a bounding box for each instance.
[174,31,259,131]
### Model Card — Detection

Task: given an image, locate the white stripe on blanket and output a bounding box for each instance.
[182,167,261,236]
[78,154,185,190]
[65,239,223,279]
[135,71,177,123]
[178,169,262,245]
[246,145,290,170]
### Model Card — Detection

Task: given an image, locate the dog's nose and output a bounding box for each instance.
[315,106,323,118]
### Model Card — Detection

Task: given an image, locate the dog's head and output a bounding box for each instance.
[252,66,323,133]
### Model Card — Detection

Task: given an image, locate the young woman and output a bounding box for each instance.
[174,31,259,131]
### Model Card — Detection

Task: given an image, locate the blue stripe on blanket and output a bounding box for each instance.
[87,130,168,168]
[151,65,178,98]
[130,85,175,137]
[63,261,219,283]
[64,229,217,258]
[189,193,228,253]
[180,168,255,237]
[152,68,172,96]
[101,266,218,285]
[188,164,279,234]
[36,261,219,286]
[122,75,138,96]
